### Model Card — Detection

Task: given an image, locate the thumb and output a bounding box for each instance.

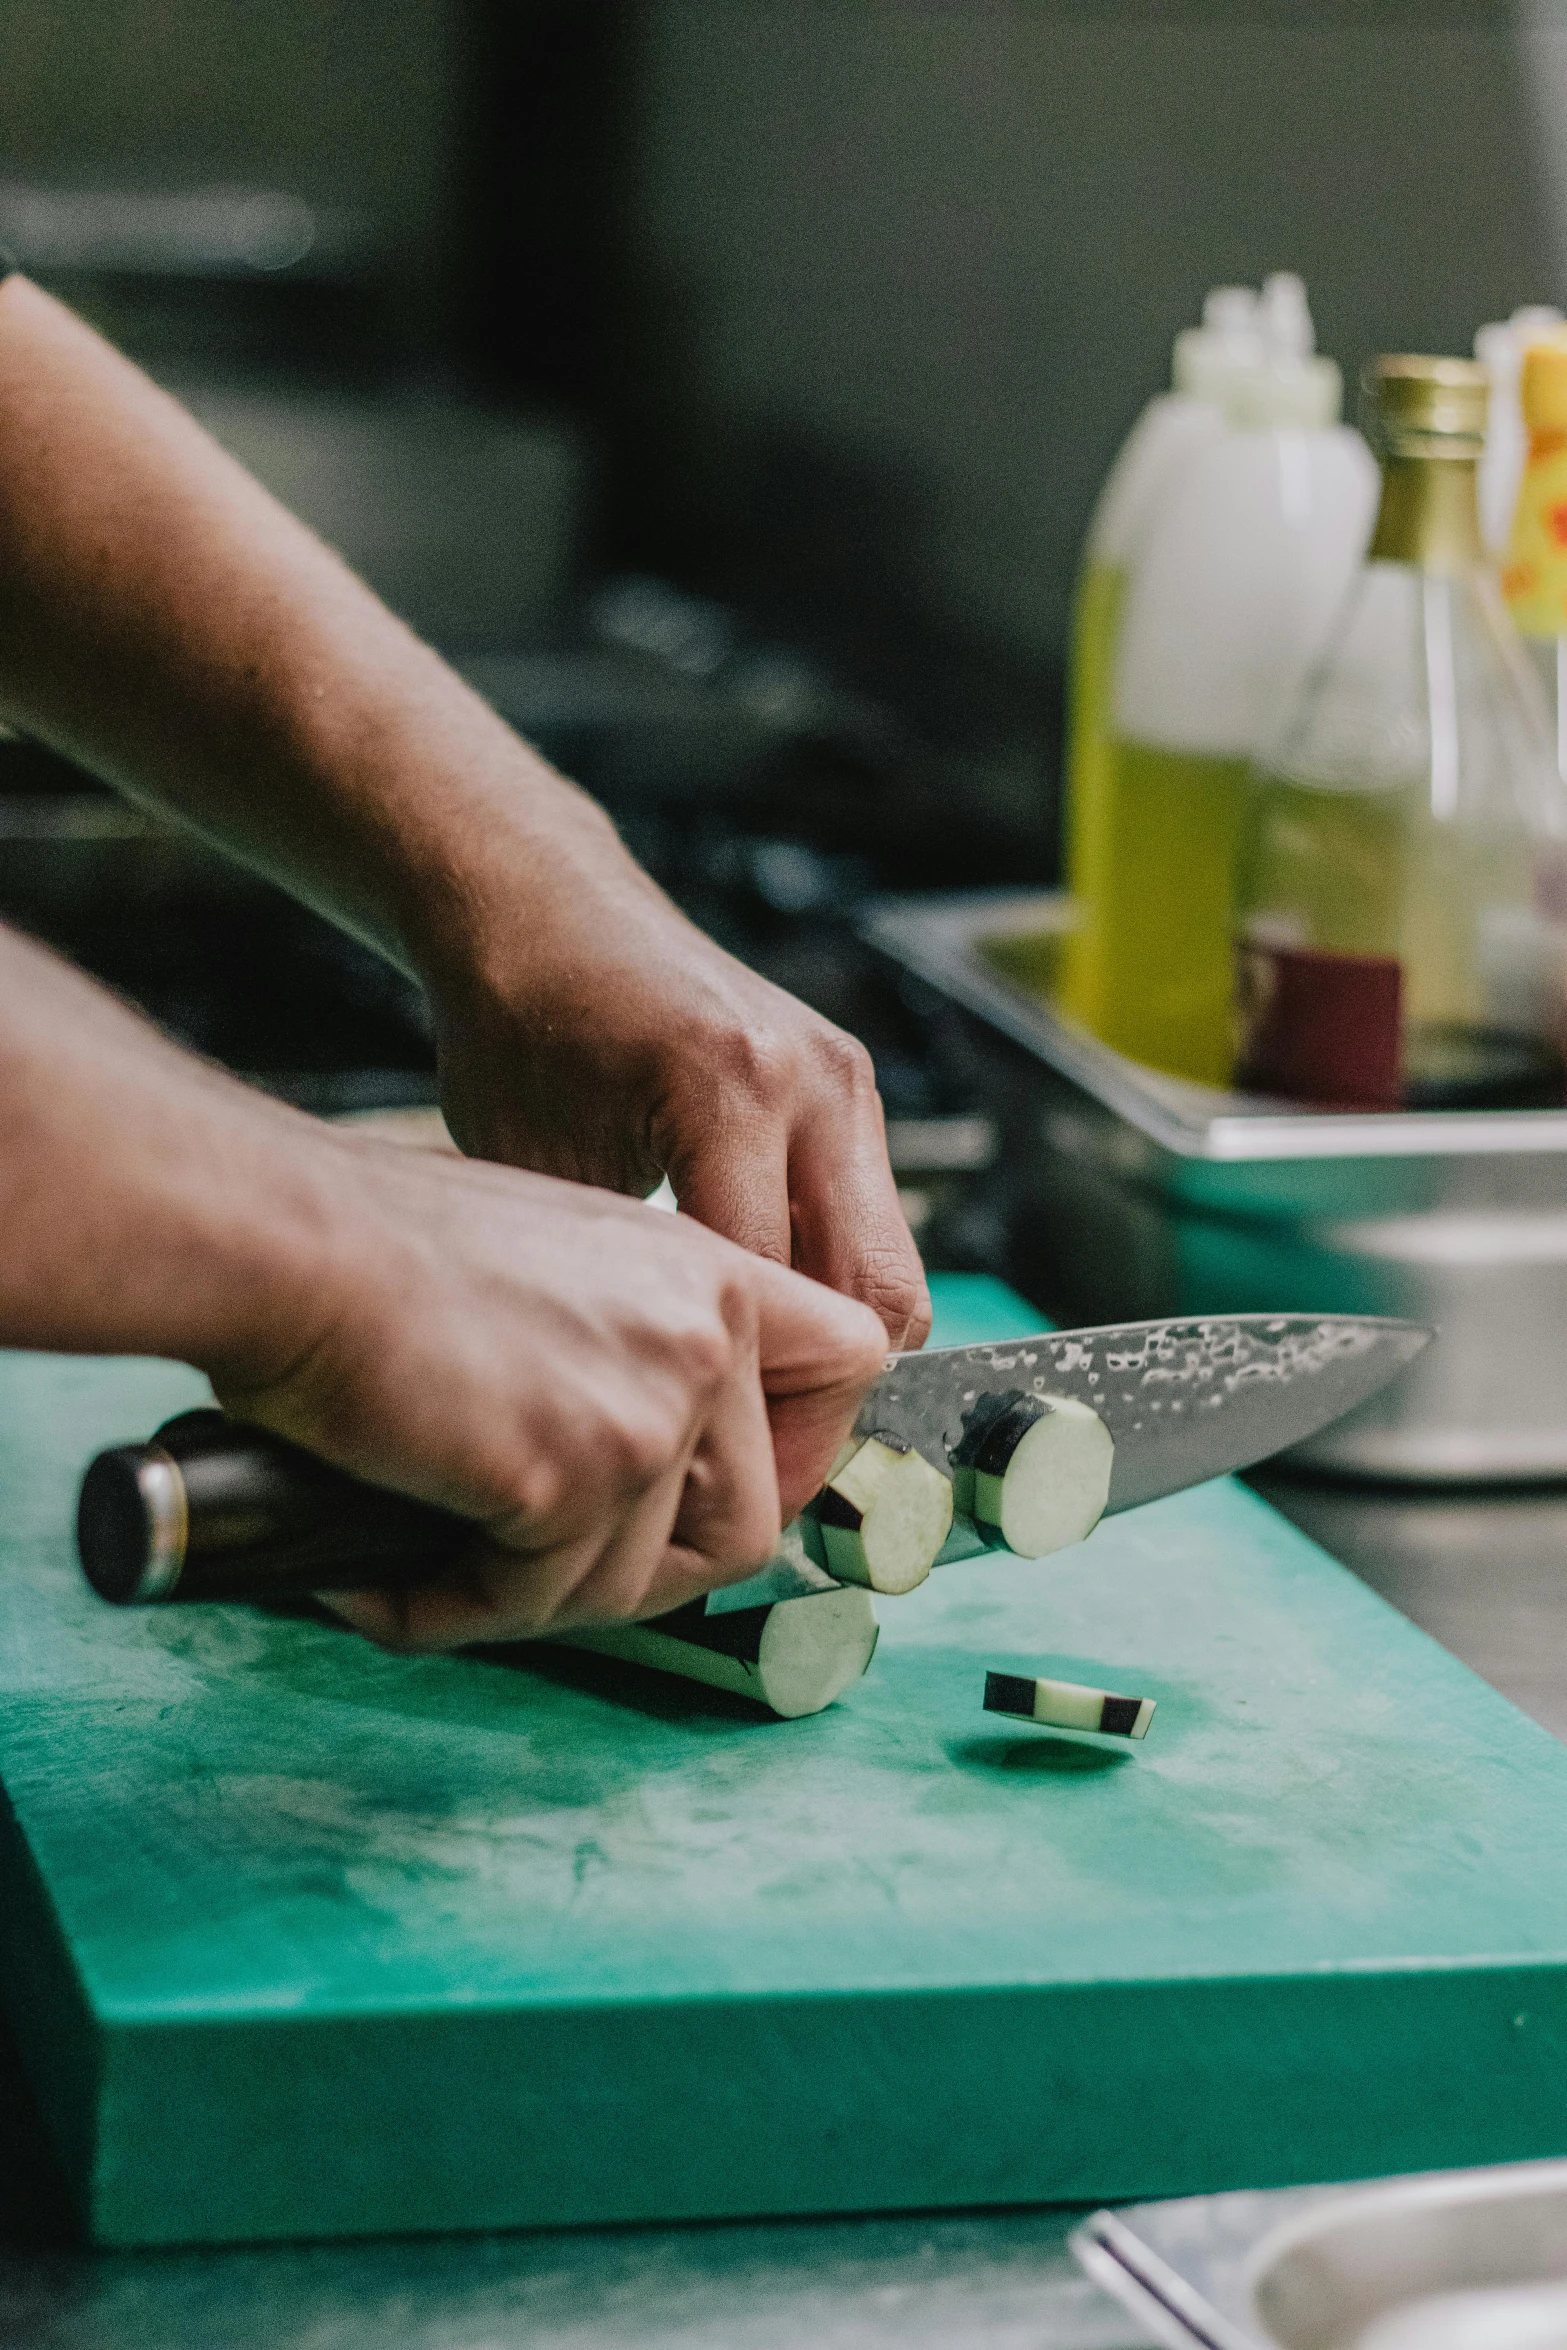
[746,1253,888,1519]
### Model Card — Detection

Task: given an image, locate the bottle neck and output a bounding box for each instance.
[1368,453,1486,574]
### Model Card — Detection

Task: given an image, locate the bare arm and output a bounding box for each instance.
[0,924,887,1646]
[0,274,929,1345]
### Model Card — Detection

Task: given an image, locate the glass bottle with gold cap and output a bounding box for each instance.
[1234,354,1567,1111]
[1502,334,1567,776]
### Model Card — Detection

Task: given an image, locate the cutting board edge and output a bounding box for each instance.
[71,1960,1567,2246]
[72,1938,1567,2032]
[0,1776,104,2209]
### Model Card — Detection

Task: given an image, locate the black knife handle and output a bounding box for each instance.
[76,1409,469,1605]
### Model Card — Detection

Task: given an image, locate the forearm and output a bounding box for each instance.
[0,923,332,1377]
[0,275,618,984]
[0,278,928,1342]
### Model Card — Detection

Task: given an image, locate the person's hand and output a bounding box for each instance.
[0,284,924,1348]
[211,1128,889,1651]
[421,796,932,1352]
[0,282,924,1349]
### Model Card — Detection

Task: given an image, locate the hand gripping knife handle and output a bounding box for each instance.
[77,1409,469,1605]
[75,1410,882,1724]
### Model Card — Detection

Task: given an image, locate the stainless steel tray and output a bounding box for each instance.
[862,893,1567,1480]
[1072,2160,1567,2350]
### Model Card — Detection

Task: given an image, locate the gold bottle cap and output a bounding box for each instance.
[1363,355,1488,459]
[1523,340,1567,433]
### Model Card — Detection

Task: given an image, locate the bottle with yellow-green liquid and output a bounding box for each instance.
[1058,275,1375,1085]
[1056,289,1247,1037]
[1236,356,1567,1112]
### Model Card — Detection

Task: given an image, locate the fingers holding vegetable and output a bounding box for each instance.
[662,1024,932,1354]
[214,1133,886,1650]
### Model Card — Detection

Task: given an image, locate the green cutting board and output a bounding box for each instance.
[5,1274,1567,2246]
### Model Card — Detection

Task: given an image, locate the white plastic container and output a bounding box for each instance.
[1086,288,1261,575]
[1059,288,1261,1042]
[1096,286,1378,1083]
[1113,377,1377,760]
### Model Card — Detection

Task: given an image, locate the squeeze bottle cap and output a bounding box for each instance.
[1522,341,1567,433]
[1174,275,1339,424]
[1261,272,1315,359]
[1202,285,1259,336]
[1173,291,1263,402]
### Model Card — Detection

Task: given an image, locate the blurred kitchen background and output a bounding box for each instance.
[4,0,1566,1287]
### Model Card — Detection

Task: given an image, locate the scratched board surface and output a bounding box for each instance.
[4,1274,1567,2246]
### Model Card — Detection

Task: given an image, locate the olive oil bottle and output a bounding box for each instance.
[1236,356,1567,1111]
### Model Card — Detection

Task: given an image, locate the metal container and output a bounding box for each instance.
[862,891,1567,1480]
[1073,2160,1567,2350]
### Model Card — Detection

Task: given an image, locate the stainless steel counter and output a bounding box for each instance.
[0,2189,1150,2350]
[4,1473,1564,2346]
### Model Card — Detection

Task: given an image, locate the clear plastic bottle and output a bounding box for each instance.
[1235,355,1567,1111]
[1502,337,1567,777]
[1083,281,1376,1083]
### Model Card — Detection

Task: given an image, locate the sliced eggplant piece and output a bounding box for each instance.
[983,1668,1154,1740]
[952,1391,1113,1559]
[800,1432,955,1596]
[559,1582,878,1719]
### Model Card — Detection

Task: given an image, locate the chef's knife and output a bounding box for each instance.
[75,1313,1429,1610]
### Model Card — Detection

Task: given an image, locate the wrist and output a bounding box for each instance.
[360,695,629,1010]
[173,1103,356,1395]
[404,766,648,1015]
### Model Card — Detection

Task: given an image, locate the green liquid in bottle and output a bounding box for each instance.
[1079,737,1247,1085]
[1057,564,1245,1085]
[1057,560,1125,1036]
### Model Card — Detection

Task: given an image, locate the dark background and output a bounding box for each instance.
[0,1,1562,1155]
[7,2,1564,862]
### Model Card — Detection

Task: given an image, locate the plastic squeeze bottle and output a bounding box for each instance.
[1476,304,1565,556]
[1090,278,1377,1084]
[1502,338,1567,778]
[1055,287,1260,1037]
[1236,357,1567,1112]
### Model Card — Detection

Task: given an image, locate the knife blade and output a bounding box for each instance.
[857,1311,1431,1514]
[716,1311,1430,1597]
[74,1313,1428,1612]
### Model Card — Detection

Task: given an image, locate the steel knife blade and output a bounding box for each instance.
[858,1311,1429,1509]
[706,1311,1430,1607]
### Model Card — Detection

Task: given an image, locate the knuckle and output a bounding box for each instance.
[493,1452,564,1531]
[704,1023,796,1113]
[600,1403,687,1493]
[671,1311,736,1396]
[807,1023,877,1101]
[712,1266,762,1350]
